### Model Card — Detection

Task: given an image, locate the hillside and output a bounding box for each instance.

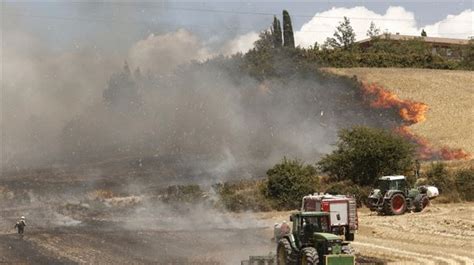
[325,68,474,156]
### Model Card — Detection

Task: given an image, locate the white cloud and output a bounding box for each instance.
[224,7,472,51]
[423,9,473,39]
[295,6,473,48]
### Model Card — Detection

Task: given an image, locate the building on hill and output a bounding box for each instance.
[357,33,471,60]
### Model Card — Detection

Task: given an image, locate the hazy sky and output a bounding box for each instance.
[3,1,473,53]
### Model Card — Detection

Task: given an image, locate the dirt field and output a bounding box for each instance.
[256,202,474,265]
[324,68,474,155]
[1,192,472,264]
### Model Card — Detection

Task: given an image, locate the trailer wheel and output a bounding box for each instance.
[300,247,319,265]
[384,193,407,215]
[277,238,295,265]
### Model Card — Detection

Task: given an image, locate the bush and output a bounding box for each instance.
[454,168,474,201]
[323,181,370,207]
[264,158,319,210]
[214,180,273,212]
[425,162,453,194]
[318,126,415,186]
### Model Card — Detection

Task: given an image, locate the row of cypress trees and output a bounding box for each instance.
[272,10,294,48]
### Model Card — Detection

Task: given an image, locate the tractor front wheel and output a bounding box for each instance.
[300,247,319,265]
[277,238,295,265]
[414,195,430,212]
[385,193,407,215]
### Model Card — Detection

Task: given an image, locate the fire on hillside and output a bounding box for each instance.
[360,82,471,160]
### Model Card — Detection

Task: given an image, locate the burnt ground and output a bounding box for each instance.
[1,165,472,265]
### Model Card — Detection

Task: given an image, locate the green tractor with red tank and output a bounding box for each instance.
[276,211,355,265]
[368,175,439,215]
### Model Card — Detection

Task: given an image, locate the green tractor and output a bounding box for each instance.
[368,175,439,215]
[276,211,355,265]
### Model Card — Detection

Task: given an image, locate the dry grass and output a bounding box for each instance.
[88,189,116,201]
[325,68,474,155]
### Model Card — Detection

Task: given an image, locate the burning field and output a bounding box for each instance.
[326,67,474,160]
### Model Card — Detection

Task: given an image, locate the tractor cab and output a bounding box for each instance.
[291,212,331,242]
[376,175,407,193]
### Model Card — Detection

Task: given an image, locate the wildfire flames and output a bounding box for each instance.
[361,82,471,160]
[361,82,428,124]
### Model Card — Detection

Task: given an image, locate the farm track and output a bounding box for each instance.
[352,204,474,264]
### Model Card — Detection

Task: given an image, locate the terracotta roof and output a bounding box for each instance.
[358,34,470,45]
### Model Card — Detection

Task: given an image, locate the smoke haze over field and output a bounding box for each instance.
[1,4,400,182]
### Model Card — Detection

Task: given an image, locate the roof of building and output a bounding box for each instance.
[379,175,406,181]
[358,34,470,45]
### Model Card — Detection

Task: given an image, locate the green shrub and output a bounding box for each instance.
[264,158,319,210]
[454,168,474,201]
[318,126,415,186]
[323,180,370,207]
[425,162,454,194]
[214,180,272,212]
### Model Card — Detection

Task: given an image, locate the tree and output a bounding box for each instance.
[265,158,318,209]
[421,29,427,37]
[317,127,415,186]
[366,21,381,38]
[282,10,295,48]
[327,17,356,50]
[272,16,283,48]
[253,29,274,51]
[460,39,474,69]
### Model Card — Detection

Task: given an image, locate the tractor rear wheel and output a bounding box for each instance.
[414,195,430,212]
[384,193,407,215]
[277,238,295,265]
[300,247,319,265]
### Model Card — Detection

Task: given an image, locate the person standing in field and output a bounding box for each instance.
[14,216,27,235]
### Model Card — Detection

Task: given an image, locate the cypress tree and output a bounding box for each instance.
[282,10,295,48]
[272,16,283,48]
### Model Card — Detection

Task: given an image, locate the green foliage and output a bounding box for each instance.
[421,29,427,37]
[366,22,380,39]
[425,162,453,193]
[254,30,274,51]
[318,126,415,186]
[326,17,356,50]
[272,16,283,48]
[264,158,319,210]
[282,10,295,48]
[454,168,474,201]
[460,39,474,69]
[214,180,272,212]
[323,180,370,207]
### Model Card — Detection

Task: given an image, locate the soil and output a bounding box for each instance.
[0,168,472,264]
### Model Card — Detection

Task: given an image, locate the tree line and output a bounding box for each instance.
[248,10,473,72]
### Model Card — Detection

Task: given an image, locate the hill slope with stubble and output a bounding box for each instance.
[325,68,474,156]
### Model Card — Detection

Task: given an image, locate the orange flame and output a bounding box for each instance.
[361,82,428,124]
[361,82,471,160]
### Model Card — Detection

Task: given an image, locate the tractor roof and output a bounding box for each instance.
[379,175,406,180]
